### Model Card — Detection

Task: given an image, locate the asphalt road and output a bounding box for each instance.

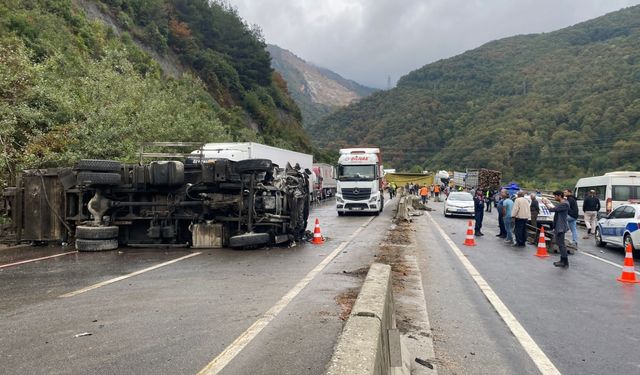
[0,199,396,375]
[418,198,640,375]
[3,195,639,375]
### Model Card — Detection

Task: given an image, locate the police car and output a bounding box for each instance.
[594,203,640,254]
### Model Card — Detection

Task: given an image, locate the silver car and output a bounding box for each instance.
[444,192,475,217]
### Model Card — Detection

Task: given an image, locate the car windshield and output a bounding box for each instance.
[338,165,376,181]
[448,192,473,201]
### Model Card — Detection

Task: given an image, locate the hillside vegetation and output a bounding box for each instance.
[0,0,311,185]
[309,5,640,187]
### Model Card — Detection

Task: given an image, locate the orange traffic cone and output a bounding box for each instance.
[463,220,476,246]
[617,243,639,283]
[534,226,549,258]
[311,218,325,244]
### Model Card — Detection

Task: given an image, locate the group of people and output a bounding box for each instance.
[392,182,445,203]
[478,188,601,269]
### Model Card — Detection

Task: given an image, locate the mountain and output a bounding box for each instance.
[0,0,312,185]
[266,44,376,127]
[309,5,640,188]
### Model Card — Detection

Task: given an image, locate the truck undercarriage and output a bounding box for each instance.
[1,157,310,250]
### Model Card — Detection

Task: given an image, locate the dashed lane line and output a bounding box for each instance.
[0,251,78,269]
[59,252,202,298]
[197,215,376,375]
[426,213,561,375]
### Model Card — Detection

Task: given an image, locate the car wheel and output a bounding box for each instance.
[623,234,638,257]
[75,238,118,252]
[235,159,273,174]
[595,227,606,247]
[76,172,121,186]
[76,225,119,240]
[76,159,122,172]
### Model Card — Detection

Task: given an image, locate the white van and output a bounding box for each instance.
[574,171,640,221]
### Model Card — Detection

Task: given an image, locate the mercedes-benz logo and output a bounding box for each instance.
[353,188,360,195]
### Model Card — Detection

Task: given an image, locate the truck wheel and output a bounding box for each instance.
[75,238,118,252]
[76,172,121,186]
[236,159,273,174]
[75,225,119,240]
[76,159,122,172]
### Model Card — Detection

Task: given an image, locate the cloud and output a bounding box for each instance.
[226,0,640,88]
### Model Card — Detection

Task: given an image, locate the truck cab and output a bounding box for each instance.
[336,148,384,216]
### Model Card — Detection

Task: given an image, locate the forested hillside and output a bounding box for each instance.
[309,5,640,187]
[267,44,375,128]
[0,0,311,185]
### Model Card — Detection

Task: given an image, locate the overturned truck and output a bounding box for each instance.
[1,156,310,251]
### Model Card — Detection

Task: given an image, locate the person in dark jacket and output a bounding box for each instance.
[544,191,570,268]
[474,190,485,236]
[582,190,601,238]
[496,190,507,238]
[564,189,579,246]
[529,193,540,228]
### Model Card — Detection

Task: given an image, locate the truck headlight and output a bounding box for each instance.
[369,195,378,203]
[336,196,344,203]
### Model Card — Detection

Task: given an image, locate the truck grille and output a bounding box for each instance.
[341,188,371,201]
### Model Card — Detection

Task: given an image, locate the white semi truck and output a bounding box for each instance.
[336,148,384,216]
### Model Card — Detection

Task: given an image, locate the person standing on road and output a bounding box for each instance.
[485,190,492,212]
[564,189,579,246]
[474,190,485,236]
[530,192,540,229]
[419,185,429,204]
[502,190,514,244]
[544,191,570,268]
[582,189,601,239]
[496,190,507,238]
[434,184,441,202]
[511,191,531,247]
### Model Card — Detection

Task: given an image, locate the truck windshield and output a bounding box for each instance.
[338,165,376,181]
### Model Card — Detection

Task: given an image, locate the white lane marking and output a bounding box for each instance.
[60,252,201,298]
[581,251,640,275]
[426,213,561,375]
[0,251,78,269]
[198,216,375,375]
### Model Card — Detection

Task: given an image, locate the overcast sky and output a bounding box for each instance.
[226,0,640,88]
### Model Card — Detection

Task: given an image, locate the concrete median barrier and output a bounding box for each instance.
[326,263,410,375]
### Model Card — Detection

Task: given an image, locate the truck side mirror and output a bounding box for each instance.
[304,168,312,176]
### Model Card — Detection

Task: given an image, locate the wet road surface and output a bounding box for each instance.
[418,199,639,375]
[0,199,395,375]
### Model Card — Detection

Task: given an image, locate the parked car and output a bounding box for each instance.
[524,196,556,228]
[444,192,475,217]
[595,203,640,256]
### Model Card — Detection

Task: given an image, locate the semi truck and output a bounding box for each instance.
[0,144,311,250]
[335,148,384,216]
[312,163,337,200]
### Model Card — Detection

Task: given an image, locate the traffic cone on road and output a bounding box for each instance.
[617,243,639,283]
[534,226,550,258]
[463,220,476,246]
[311,218,325,245]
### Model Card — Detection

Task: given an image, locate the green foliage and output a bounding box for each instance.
[309,5,640,188]
[0,0,314,186]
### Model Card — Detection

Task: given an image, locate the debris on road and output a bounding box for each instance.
[74,332,92,338]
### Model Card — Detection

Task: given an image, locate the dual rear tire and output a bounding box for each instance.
[75,225,119,252]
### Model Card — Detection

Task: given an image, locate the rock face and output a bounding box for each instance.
[267,44,376,127]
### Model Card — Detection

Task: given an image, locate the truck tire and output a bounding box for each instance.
[76,159,122,172]
[75,225,119,240]
[76,172,121,186]
[236,159,272,174]
[75,238,118,252]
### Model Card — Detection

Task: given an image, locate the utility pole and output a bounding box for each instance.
[387,75,391,90]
